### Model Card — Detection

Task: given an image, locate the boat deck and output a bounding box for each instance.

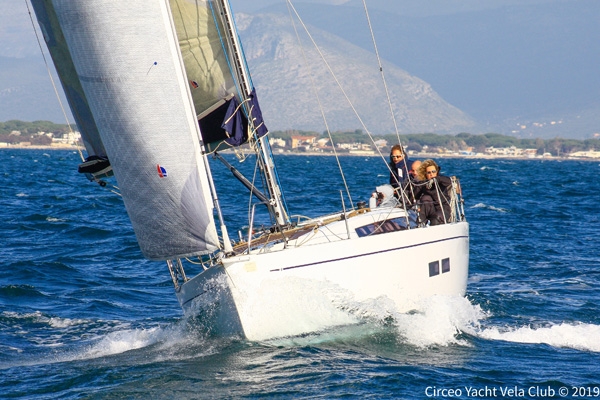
[231,209,375,255]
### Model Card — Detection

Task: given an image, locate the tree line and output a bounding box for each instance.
[2,121,599,156]
[0,120,71,135]
[273,129,600,156]
[0,120,72,146]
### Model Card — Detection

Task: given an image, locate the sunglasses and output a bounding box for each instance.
[391,155,403,159]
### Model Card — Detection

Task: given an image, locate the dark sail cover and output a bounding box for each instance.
[200,89,268,152]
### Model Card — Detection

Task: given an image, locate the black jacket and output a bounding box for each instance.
[389,159,412,188]
[413,175,453,206]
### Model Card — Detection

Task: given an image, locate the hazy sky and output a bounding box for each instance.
[0,0,567,58]
[229,0,560,15]
[2,0,597,138]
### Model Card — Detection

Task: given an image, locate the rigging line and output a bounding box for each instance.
[286,2,369,133]
[432,179,447,223]
[233,145,249,162]
[250,140,272,204]
[25,0,85,163]
[249,153,263,223]
[433,178,451,223]
[225,3,255,90]
[223,98,251,125]
[208,1,280,217]
[285,1,394,186]
[285,0,355,208]
[361,0,402,146]
[212,1,291,223]
[208,1,244,106]
[361,0,413,205]
[245,105,292,216]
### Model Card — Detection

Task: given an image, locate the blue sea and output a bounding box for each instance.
[1,149,599,399]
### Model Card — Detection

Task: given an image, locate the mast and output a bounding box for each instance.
[215,0,289,227]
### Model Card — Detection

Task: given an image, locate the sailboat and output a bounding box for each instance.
[31,0,469,340]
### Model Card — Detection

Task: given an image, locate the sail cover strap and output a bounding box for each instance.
[247,88,268,138]
[221,95,246,146]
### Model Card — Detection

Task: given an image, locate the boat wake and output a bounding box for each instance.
[248,290,600,354]
[0,311,219,369]
[388,295,485,347]
[475,322,600,352]
[378,295,600,353]
[70,304,600,356]
[77,326,170,359]
[4,294,598,371]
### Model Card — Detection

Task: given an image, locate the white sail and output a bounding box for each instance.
[37,1,220,260]
[170,0,270,153]
[170,0,237,121]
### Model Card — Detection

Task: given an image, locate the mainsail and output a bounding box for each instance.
[170,0,268,152]
[32,1,221,260]
[171,0,235,120]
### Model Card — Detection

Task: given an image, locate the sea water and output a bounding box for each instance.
[1,149,598,399]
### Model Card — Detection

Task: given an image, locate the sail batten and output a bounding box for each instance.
[33,0,221,260]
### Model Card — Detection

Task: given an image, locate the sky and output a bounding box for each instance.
[2,0,597,138]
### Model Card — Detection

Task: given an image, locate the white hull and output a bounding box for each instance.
[176,208,469,340]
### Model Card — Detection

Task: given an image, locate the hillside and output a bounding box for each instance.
[237,13,476,134]
[0,5,475,135]
[262,0,600,139]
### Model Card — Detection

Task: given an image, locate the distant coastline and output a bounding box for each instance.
[271,151,598,161]
[3,143,599,161]
[0,143,80,151]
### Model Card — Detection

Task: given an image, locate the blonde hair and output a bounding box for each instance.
[418,159,440,180]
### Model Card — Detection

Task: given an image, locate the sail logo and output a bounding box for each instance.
[157,164,168,178]
[190,80,199,89]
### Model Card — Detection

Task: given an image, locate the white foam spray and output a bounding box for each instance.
[79,327,164,359]
[390,295,487,347]
[238,284,600,354]
[235,277,360,341]
[234,274,488,346]
[477,322,600,352]
[471,203,509,212]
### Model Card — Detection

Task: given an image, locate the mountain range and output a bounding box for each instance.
[1,0,598,139]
